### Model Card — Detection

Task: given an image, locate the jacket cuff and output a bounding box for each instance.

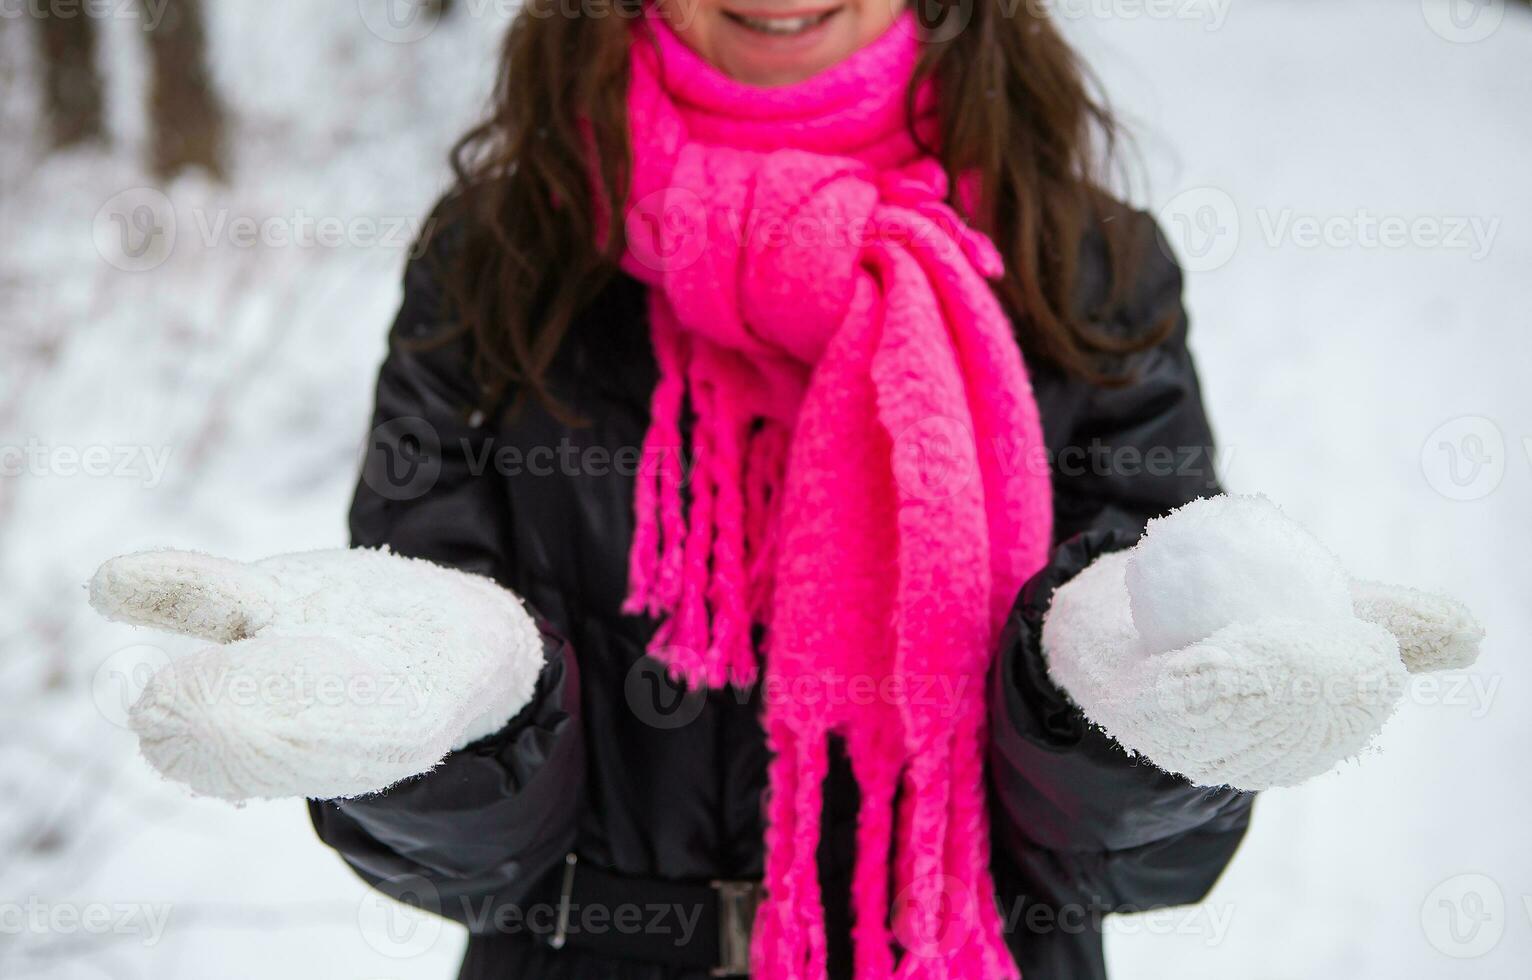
[988,527,1254,864]
[309,618,583,906]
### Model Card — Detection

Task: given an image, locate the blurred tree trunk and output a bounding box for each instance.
[141,0,227,181]
[35,8,105,148]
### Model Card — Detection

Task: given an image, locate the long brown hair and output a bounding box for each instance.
[441,0,1159,418]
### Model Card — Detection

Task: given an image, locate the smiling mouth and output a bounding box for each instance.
[723,7,839,36]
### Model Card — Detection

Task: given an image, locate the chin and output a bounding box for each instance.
[671,3,903,87]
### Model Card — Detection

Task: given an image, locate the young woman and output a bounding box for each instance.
[311,2,1255,977]
[86,0,1481,975]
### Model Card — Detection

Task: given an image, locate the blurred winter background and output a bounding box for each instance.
[0,0,1527,977]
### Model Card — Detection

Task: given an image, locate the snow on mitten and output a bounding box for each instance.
[1041,494,1484,790]
[88,548,545,802]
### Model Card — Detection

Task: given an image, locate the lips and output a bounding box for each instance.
[722,7,840,36]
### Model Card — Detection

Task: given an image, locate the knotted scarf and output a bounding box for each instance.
[617,9,1052,977]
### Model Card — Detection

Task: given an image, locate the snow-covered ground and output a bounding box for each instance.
[1,1,1527,977]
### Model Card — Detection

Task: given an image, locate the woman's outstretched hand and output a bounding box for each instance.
[87,548,546,802]
[1042,495,1483,790]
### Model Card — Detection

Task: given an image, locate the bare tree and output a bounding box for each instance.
[141,0,227,181]
[34,6,105,148]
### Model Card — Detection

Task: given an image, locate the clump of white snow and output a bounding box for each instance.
[1126,494,1354,655]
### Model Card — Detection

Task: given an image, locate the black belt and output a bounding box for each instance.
[541,853,762,976]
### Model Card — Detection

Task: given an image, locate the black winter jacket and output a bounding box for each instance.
[308,202,1255,979]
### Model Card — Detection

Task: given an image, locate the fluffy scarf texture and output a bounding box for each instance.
[617,10,1052,978]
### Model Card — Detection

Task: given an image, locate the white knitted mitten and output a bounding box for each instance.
[88,548,545,802]
[1042,495,1483,790]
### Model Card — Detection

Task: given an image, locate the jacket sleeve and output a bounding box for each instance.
[307,224,585,928]
[988,213,1254,977]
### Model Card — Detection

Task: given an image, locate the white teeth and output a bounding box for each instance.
[730,11,832,35]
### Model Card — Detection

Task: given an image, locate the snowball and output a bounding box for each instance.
[1125,494,1354,655]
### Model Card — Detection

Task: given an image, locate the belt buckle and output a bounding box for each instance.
[709,879,761,977]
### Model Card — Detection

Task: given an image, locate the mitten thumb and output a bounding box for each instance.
[89,549,280,644]
[1351,579,1483,673]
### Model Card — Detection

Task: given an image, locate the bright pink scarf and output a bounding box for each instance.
[618,10,1051,978]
